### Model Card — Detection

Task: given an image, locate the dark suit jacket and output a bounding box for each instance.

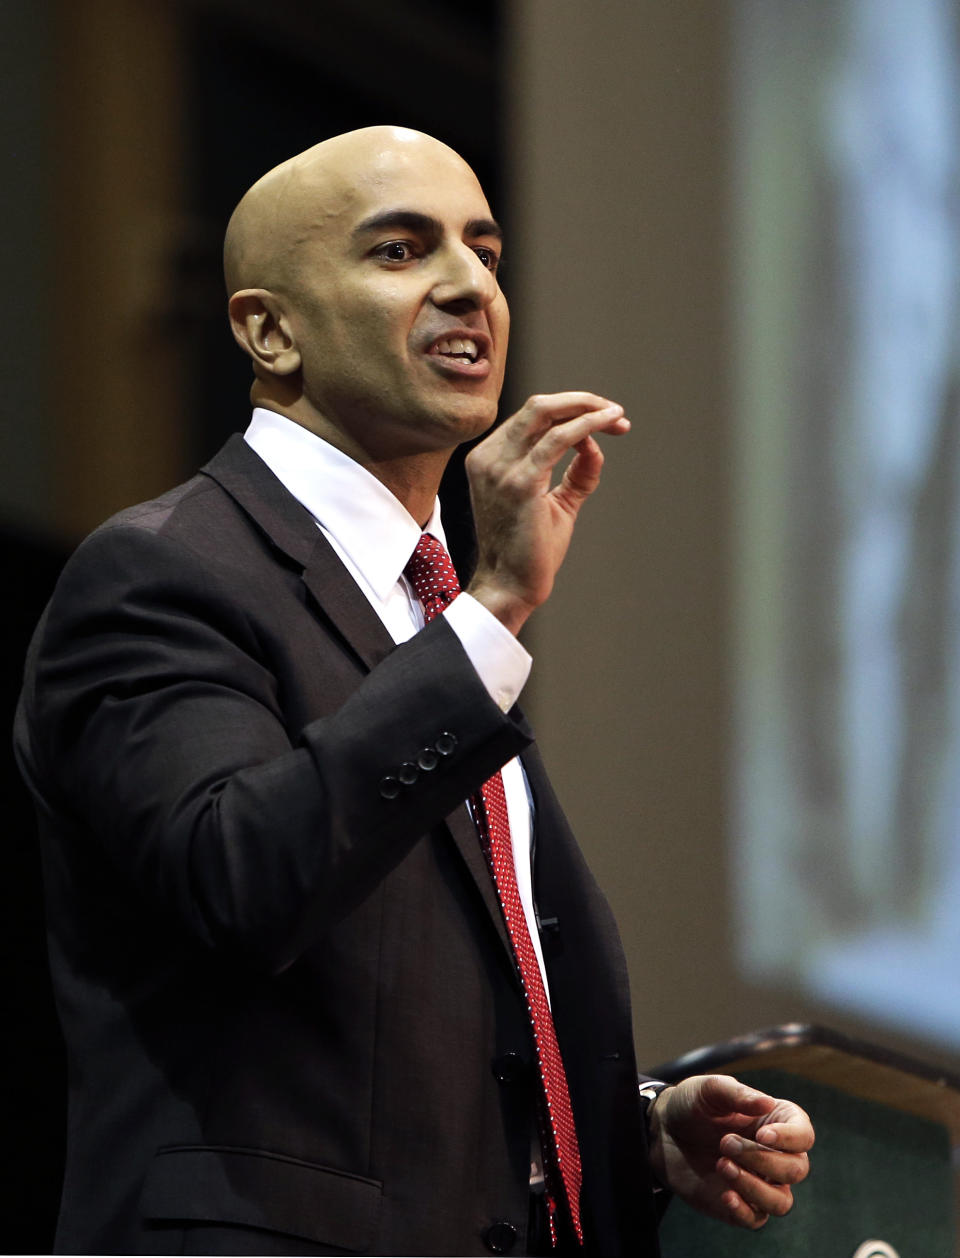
[14,436,661,1256]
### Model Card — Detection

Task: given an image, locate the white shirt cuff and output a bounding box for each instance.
[443,593,532,713]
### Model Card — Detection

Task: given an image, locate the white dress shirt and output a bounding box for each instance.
[244,408,553,998]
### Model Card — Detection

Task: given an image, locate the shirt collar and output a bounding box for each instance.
[243,408,445,601]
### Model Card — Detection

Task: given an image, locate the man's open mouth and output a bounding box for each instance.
[429,336,482,365]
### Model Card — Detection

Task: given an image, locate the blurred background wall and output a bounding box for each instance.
[4,0,960,1249]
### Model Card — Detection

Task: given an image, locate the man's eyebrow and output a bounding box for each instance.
[352,209,503,242]
[464,217,503,242]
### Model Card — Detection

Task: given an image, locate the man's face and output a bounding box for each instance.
[278,139,510,461]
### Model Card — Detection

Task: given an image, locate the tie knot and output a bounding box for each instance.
[405,533,461,622]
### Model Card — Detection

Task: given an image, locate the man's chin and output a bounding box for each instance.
[416,396,500,447]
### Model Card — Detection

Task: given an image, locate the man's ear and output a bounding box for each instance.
[228,289,302,376]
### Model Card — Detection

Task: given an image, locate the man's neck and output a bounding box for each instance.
[364,454,449,528]
[253,402,449,526]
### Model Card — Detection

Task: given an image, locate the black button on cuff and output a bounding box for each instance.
[417,746,440,771]
[378,776,401,800]
[483,1221,518,1254]
[435,731,458,757]
[398,761,419,786]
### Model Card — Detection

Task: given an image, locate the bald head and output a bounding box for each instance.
[223,123,508,486]
[223,126,481,296]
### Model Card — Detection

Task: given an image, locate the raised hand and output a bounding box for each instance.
[465,391,630,634]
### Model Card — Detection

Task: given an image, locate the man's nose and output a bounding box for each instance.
[430,243,499,312]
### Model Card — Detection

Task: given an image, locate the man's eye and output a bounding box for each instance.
[474,247,500,271]
[375,241,416,263]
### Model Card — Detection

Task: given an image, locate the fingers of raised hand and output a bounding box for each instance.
[525,404,626,471]
[544,439,605,514]
[467,393,628,498]
[503,393,628,453]
[517,391,623,427]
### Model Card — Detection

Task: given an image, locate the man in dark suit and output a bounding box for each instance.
[15,126,812,1255]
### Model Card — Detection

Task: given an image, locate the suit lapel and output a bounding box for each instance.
[299,544,397,673]
[201,435,396,671]
[202,434,520,973]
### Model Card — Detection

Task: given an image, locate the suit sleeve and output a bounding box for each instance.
[16,522,531,971]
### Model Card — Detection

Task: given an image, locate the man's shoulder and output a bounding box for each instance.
[81,433,320,575]
[95,433,256,541]
[76,435,290,570]
[21,449,299,696]
[106,471,214,528]
[41,445,280,626]
[70,471,238,576]
[92,471,219,543]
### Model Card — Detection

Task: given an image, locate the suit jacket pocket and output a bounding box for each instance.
[141,1145,382,1252]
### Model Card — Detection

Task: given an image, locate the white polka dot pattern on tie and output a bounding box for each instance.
[404,532,584,1247]
[404,532,461,621]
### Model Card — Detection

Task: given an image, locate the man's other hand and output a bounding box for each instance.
[648,1073,814,1229]
[465,391,630,634]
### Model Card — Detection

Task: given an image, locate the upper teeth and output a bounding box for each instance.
[434,337,479,361]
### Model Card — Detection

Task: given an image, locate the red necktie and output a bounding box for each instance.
[404,532,584,1246]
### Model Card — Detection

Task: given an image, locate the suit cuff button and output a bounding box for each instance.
[378,776,401,800]
[398,761,419,786]
[435,731,457,757]
[417,746,439,771]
